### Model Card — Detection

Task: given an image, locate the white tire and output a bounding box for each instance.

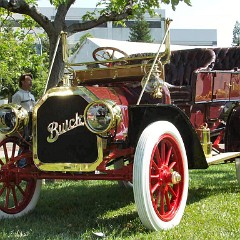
[133,121,189,230]
[0,179,42,219]
[0,137,42,219]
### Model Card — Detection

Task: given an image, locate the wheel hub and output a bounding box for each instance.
[171,171,181,184]
[159,166,181,185]
[1,165,18,184]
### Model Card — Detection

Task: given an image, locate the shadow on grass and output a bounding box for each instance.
[187,163,240,204]
[1,181,145,239]
[1,164,239,239]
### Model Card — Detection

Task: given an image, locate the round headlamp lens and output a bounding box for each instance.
[0,104,29,135]
[0,108,17,134]
[86,102,112,133]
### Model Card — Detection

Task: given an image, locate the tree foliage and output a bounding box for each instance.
[129,13,153,43]
[0,0,191,90]
[0,14,48,100]
[70,33,93,55]
[232,21,240,46]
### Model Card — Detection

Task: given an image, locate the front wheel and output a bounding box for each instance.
[0,137,42,219]
[133,121,189,230]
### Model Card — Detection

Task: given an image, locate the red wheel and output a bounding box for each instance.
[133,121,189,230]
[0,137,41,219]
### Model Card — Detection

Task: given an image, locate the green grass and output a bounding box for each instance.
[0,163,239,240]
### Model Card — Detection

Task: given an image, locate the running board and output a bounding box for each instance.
[206,152,240,165]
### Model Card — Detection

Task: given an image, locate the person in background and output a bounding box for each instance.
[12,73,55,183]
[12,73,35,168]
[12,73,35,112]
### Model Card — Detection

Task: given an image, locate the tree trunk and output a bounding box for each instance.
[45,34,65,91]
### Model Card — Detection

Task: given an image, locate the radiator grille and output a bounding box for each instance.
[36,95,98,164]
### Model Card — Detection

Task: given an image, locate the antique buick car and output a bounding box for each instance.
[0,24,240,231]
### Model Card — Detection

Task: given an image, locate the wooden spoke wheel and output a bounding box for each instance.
[0,137,41,219]
[133,121,189,230]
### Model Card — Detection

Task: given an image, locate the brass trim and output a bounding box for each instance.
[32,86,103,172]
[84,99,122,135]
[196,124,212,158]
[0,104,29,135]
[34,137,103,172]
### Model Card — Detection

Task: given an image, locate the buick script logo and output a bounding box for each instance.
[47,112,84,143]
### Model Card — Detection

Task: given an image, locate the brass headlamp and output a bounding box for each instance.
[84,100,122,136]
[0,104,29,135]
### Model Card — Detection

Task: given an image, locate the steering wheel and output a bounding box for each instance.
[92,47,129,67]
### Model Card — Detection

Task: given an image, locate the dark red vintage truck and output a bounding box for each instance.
[0,24,239,230]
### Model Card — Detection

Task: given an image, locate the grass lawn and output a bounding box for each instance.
[0,163,239,240]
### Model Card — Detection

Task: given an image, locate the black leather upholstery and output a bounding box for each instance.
[165,48,215,86]
[212,47,240,70]
[164,48,216,103]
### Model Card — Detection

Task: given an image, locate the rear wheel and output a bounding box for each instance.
[0,137,41,219]
[114,159,133,188]
[235,158,240,185]
[133,121,189,230]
